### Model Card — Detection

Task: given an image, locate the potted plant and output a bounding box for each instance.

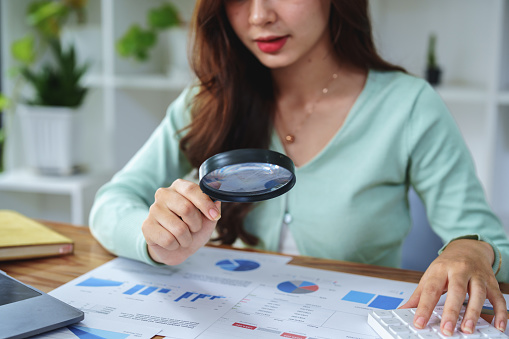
[116,2,189,77]
[425,33,442,86]
[17,39,89,175]
[0,0,91,174]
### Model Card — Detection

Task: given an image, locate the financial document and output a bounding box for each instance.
[199,263,418,339]
[47,247,293,338]
[39,246,507,339]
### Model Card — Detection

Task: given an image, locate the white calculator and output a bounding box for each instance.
[367,306,508,338]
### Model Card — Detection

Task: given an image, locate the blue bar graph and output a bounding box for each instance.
[191,294,211,302]
[210,296,224,300]
[368,295,404,310]
[123,284,145,295]
[76,278,173,297]
[342,290,403,310]
[139,286,158,296]
[174,292,225,302]
[342,290,375,304]
[77,277,123,287]
[175,292,194,302]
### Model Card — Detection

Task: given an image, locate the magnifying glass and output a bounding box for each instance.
[199,149,296,203]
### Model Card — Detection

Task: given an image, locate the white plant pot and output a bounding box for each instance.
[166,26,192,81]
[18,105,82,176]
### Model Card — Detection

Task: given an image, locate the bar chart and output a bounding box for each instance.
[341,290,404,310]
[77,277,173,297]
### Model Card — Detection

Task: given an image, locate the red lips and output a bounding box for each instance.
[255,36,288,53]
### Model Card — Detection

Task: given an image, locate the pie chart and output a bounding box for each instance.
[277,280,319,294]
[215,259,260,271]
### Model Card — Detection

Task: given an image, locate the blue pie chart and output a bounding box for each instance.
[277,280,319,294]
[215,259,260,271]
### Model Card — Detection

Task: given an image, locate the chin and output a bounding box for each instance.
[256,55,296,70]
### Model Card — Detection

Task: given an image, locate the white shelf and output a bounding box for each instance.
[0,170,111,225]
[114,74,192,90]
[435,85,489,104]
[0,170,105,194]
[83,74,192,91]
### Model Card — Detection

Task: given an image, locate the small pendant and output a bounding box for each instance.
[285,134,295,143]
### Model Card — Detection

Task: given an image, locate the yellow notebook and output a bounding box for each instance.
[0,210,74,261]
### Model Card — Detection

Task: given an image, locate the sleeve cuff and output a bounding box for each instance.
[438,234,502,277]
[136,232,166,267]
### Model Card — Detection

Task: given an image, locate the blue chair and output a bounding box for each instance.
[401,188,443,271]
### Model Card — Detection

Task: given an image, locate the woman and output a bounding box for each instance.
[90,0,509,335]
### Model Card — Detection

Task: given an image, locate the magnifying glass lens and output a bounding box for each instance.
[199,149,296,202]
[202,163,293,194]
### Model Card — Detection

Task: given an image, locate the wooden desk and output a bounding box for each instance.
[1,221,508,335]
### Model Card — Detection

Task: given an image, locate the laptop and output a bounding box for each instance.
[0,271,84,339]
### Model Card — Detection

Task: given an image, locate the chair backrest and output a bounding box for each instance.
[401,188,443,271]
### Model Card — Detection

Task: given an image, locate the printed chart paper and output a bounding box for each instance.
[41,246,506,339]
[199,264,418,339]
[47,247,292,338]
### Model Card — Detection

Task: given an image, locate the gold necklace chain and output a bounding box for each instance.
[280,72,338,144]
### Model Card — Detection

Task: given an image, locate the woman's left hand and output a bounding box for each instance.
[400,239,507,336]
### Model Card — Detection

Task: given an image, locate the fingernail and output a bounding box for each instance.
[463,320,474,334]
[497,320,506,332]
[209,208,221,221]
[415,317,426,329]
[443,321,454,336]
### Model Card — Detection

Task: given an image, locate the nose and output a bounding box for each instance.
[249,0,276,26]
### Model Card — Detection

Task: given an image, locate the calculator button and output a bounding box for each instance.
[418,333,442,339]
[398,335,420,339]
[431,324,442,332]
[478,327,504,336]
[393,309,415,325]
[374,310,396,318]
[474,317,490,328]
[383,318,404,326]
[458,330,483,338]
[428,315,441,325]
[390,325,413,334]
[437,331,462,338]
[434,306,444,315]
[411,326,433,333]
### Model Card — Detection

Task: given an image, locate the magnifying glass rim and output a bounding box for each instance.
[199,149,296,203]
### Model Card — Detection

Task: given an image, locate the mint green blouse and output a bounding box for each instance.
[89,70,509,282]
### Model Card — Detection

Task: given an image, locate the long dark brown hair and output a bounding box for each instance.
[179,0,405,246]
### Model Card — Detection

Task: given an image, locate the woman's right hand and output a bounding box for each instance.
[142,179,221,265]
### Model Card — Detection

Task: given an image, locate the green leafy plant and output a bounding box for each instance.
[0,95,10,111]
[116,2,182,62]
[427,33,438,69]
[21,39,88,107]
[0,0,89,173]
[26,0,88,36]
[425,33,442,85]
[1,0,90,106]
